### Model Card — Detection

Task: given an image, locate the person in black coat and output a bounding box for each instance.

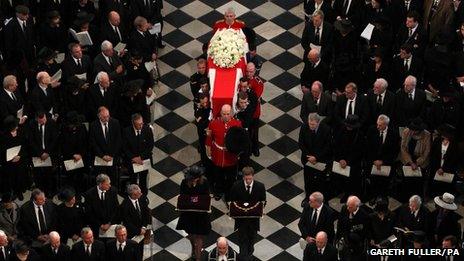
[430,193,460,246]
[300,50,330,92]
[8,240,41,261]
[28,112,59,196]
[390,0,423,34]
[394,75,426,127]
[99,0,131,27]
[190,60,208,98]
[298,191,337,244]
[229,167,266,261]
[40,231,71,261]
[115,184,150,239]
[128,16,158,63]
[194,93,211,167]
[428,124,460,197]
[235,89,257,131]
[0,116,30,199]
[18,189,56,246]
[334,82,369,130]
[82,174,119,239]
[301,10,334,63]
[121,113,154,194]
[105,225,141,261]
[117,80,150,127]
[29,71,60,119]
[56,189,84,244]
[86,72,119,121]
[176,166,211,261]
[361,50,391,93]
[299,113,332,198]
[391,44,424,92]
[63,75,89,119]
[366,78,396,126]
[38,11,67,53]
[332,19,359,92]
[303,231,338,261]
[394,11,427,56]
[93,41,125,91]
[336,196,369,254]
[61,43,93,85]
[100,11,127,47]
[367,197,396,249]
[0,75,28,127]
[395,195,431,240]
[300,81,333,125]
[88,106,122,179]
[365,114,400,200]
[428,90,461,131]
[71,227,106,261]
[333,0,364,29]
[304,0,336,23]
[131,0,164,48]
[124,50,154,92]
[333,115,365,200]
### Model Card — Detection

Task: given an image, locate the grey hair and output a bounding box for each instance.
[377,114,390,125]
[31,188,44,201]
[375,78,388,90]
[311,81,323,91]
[225,7,235,15]
[96,71,108,82]
[405,75,417,86]
[101,40,113,52]
[3,75,16,89]
[49,231,60,239]
[310,191,324,204]
[312,9,325,19]
[36,71,49,81]
[0,230,6,238]
[127,184,141,196]
[409,195,422,206]
[308,112,321,123]
[96,173,110,185]
[347,195,361,207]
[114,225,126,235]
[81,227,92,236]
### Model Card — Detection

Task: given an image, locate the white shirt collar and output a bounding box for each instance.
[244,181,254,192]
[409,88,415,99]
[130,197,138,207]
[117,241,126,249]
[97,186,106,195]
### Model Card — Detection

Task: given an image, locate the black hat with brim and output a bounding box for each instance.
[407,118,426,132]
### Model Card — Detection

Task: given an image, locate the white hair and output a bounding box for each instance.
[308,112,321,123]
[310,191,324,204]
[225,7,235,15]
[409,195,422,206]
[347,195,361,207]
[377,114,390,125]
[96,71,109,82]
[0,230,6,238]
[375,78,388,90]
[101,40,113,51]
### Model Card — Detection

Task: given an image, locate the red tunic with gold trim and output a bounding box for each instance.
[206,118,242,167]
[249,76,264,119]
[213,19,245,32]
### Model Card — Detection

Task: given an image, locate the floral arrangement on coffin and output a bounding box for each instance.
[208,28,246,68]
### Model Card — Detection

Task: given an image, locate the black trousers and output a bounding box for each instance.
[303,166,327,198]
[238,227,257,261]
[213,165,237,201]
[249,118,260,153]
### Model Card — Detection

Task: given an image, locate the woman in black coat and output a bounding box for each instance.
[176,165,211,261]
[56,188,84,244]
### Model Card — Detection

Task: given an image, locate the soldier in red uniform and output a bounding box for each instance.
[213,7,245,32]
[206,104,242,201]
[246,62,264,157]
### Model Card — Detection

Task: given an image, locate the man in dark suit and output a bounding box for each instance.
[366,79,396,126]
[365,114,400,200]
[396,195,431,235]
[301,10,334,63]
[61,43,93,84]
[100,11,127,47]
[28,111,59,196]
[82,174,119,239]
[98,0,131,26]
[2,5,36,69]
[334,82,368,130]
[87,72,119,121]
[391,0,423,33]
[394,75,426,127]
[304,0,336,22]
[89,106,121,178]
[303,231,338,261]
[300,50,330,93]
[333,0,364,28]
[0,75,28,126]
[300,81,333,128]
[392,44,424,92]
[105,225,141,261]
[131,0,164,48]
[122,114,154,194]
[229,167,266,261]
[423,0,454,42]
[115,184,150,239]
[94,41,125,91]
[128,16,158,63]
[71,227,105,261]
[18,189,56,246]
[298,192,337,245]
[0,229,12,261]
[395,12,427,57]
[29,71,60,118]
[336,196,369,250]
[40,231,71,261]
[299,113,332,198]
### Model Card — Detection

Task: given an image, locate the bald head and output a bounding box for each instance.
[217,237,229,255]
[246,62,256,79]
[308,49,320,64]
[108,11,120,26]
[49,231,60,248]
[315,231,328,249]
[220,104,232,122]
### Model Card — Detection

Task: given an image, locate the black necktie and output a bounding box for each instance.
[21,21,26,33]
[311,208,318,227]
[38,206,46,234]
[347,100,353,116]
[318,248,322,255]
[101,191,105,201]
[246,185,251,194]
[77,59,82,68]
[315,27,320,44]
[85,245,90,256]
[40,125,45,150]
[104,124,108,142]
[11,92,17,101]
[377,94,382,107]
[135,200,141,215]
[137,130,141,136]
[118,243,123,252]
[404,59,409,71]
[379,131,384,144]
[408,93,413,101]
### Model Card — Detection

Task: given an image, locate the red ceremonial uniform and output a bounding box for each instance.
[249,76,264,119]
[213,19,245,32]
[206,118,242,167]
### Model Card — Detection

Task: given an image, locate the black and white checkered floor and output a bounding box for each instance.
[142,0,464,260]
